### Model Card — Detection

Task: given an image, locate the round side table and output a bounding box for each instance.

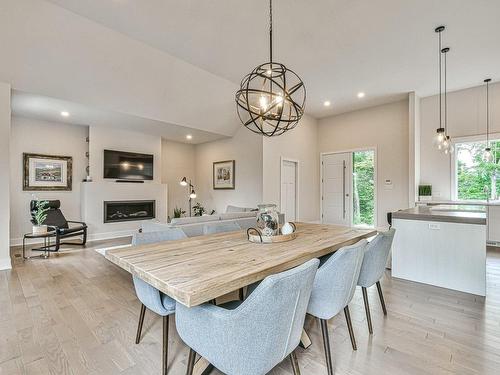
[22,228,57,259]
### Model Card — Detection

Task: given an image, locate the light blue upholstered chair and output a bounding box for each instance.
[176,258,320,375]
[357,228,396,334]
[132,228,187,375]
[202,221,241,235]
[306,240,367,375]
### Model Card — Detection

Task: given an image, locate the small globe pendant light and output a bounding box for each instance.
[483,79,494,163]
[433,26,446,150]
[441,47,454,155]
[235,0,306,137]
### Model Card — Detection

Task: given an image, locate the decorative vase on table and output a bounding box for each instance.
[32,225,48,235]
[257,204,279,237]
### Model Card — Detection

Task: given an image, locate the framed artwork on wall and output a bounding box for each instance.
[213,160,235,190]
[23,153,73,191]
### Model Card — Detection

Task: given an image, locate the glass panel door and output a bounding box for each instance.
[352,150,375,227]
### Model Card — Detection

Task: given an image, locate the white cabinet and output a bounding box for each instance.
[488,206,500,243]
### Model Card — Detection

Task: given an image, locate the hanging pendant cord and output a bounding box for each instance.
[438,31,442,130]
[269,0,273,63]
[486,80,490,145]
[444,50,447,135]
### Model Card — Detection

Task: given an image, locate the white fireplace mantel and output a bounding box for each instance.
[81,181,167,241]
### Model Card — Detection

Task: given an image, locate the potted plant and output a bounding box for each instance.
[193,202,206,217]
[173,207,186,219]
[418,185,432,201]
[32,200,50,235]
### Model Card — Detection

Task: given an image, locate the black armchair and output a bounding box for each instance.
[30,200,87,251]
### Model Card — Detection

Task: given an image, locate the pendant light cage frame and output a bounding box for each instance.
[235,0,306,137]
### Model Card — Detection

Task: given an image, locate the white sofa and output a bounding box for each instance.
[141,206,258,237]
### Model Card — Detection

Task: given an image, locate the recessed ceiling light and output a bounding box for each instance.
[357,92,365,99]
[186,134,192,140]
[61,111,70,117]
[323,101,331,107]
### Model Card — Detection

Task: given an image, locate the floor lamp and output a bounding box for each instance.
[180,177,196,217]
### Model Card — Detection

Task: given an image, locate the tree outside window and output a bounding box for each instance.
[353,151,375,226]
[456,140,500,200]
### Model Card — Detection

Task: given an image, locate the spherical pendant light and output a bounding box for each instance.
[235,0,306,137]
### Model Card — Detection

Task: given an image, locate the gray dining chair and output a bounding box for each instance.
[176,258,320,375]
[306,240,367,375]
[202,221,241,235]
[357,228,396,334]
[132,228,187,375]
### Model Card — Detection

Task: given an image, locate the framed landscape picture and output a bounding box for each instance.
[213,160,235,190]
[23,153,73,191]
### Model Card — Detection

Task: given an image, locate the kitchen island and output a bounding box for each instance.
[392,206,487,296]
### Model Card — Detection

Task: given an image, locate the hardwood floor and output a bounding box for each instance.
[1,239,500,375]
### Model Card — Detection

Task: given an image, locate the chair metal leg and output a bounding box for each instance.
[135,304,146,344]
[376,281,387,315]
[289,351,301,375]
[362,287,373,334]
[343,306,357,350]
[320,319,334,375]
[239,287,244,301]
[186,348,197,375]
[163,315,169,375]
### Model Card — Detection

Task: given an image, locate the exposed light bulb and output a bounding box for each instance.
[180,177,188,186]
[259,95,268,110]
[276,92,283,106]
[266,69,272,76]
[189,191,197,199]
[483,148,494,163]
[437,132,445,143]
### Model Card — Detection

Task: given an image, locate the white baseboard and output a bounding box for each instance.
[0,257,12,271]
[10,229,136,247]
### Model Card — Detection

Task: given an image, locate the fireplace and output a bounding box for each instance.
[104,200,155,223]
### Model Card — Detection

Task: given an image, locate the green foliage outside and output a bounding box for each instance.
[353,151,375,226]
[457,141,500,200]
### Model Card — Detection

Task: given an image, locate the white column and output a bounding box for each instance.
[408,92,421,207]
[0,82,11,270]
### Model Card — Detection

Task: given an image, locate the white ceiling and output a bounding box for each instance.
[11,91,227,144]
[46,0,500,118]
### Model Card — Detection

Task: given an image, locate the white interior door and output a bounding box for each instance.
[281,160,297,222]
[322,153,351,225]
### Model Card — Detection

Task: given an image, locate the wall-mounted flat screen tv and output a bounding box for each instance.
[103,149,154,180]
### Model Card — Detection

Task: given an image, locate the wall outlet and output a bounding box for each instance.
[428,223,440,230]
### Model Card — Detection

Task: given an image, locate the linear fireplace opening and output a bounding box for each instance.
[104,200,155,223]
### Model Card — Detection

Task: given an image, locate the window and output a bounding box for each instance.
[455,139,500,200]
[352,150,375,226]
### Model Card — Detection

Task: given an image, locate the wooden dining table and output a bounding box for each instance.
[106,222,376,374]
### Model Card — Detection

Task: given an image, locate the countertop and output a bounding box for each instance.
[418,199,500,206]
[393,206,487,225]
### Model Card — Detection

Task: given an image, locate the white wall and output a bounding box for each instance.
[0,82,11,270]
[0,0,238,137]
[194,127,263,214]
[89,126,162,183]
[318,100,410,228]
[263,115,320,222]
[162,139,196,218]
[420,81,500,199]
[9,117,88,244]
